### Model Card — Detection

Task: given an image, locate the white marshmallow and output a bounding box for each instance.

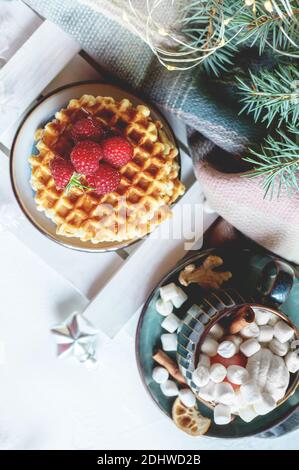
[240,338,261,357]
[161,333,177,351]
[231,390,247,413]
[274,320,294,343]
[285,350,299,373]
[197,354,211,368]
[240,381,261,404]
[264,354,289,402]
[210,363,227,383]
[258,325,274,343]
[201,336,218,357]
[159,283,178,302]
[214,404,231,425]
[192,365,210,388]
[239,406,258,423]
[224,335,243,351]
[179,389,196,408]
[253,393,276,415]
[240,322,260,338]
[268,313,280,327]
[160,380,179,397]
[215,382,235,405]
[246,348,272,390]
[209,323,224,340]
[217,340,237,358]
[227,365,249,385]
[161,313,180,333]
[254,308,271,326]
[172,288,188,308]
[269,338,289,356]
[270,388,287,402]
[156,298,173,316]
[197,380,215,402]
[152,366,169,384]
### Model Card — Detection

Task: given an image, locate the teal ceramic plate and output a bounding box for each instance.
[135,246,299,438]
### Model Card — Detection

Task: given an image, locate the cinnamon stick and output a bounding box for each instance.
[153,349,186,384]
[229,305,255,334]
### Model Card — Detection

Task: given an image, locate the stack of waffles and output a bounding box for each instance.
[29,95,185,244]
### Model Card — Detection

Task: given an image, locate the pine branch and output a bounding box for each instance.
[178,0,240,75]
[232,0,299,57]
[237,65,299,127]
[243,126,299,198]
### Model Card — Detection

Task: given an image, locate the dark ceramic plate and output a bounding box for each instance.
[135,247,299,438]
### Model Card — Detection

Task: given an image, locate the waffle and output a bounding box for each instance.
[29,95,185,244]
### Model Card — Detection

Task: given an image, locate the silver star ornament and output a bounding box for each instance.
[51,312,99,367]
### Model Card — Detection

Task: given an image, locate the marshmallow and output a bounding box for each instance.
[246,348,272,390]
[269,338,289,356]
[240,381,261,404]
[224,335,243,351]
[239,406,258,423]
[201,336,218,357]
[254,308,271,326]
[161,333,177,351]
[274,320,294,343]
[197,354,211,368]
[240,338,261,357]
[179,389,196,408]
[264,354,289,402]
[192,365,210,388]
[214,404,231,425]
[231,390,247,413]
[197,380,215,402]
[258,325,274,343]
[210,363,227,383]
[156,298,173,316]
[217,340,237,358]
[161,313,180,333]
[160,380,179,397]
[215,382,235,405]
[152,367,169,384]
[227,365,249,385]
[240,322,260,338]
[268,313,280,327]
[209,323,224,340]
[253,393,276,415]
[172,288,188,308]
[159,283,178,302]
[285,350,299,373]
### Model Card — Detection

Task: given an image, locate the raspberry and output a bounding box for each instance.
[87,163,121,195]
[50,157,75,189]
[101,136,133,168]
[71,117,105,142]
[71,140,103,175]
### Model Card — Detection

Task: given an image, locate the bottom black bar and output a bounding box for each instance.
[0,450,297,466]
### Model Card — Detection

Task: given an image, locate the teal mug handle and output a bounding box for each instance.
[258,259,295,306]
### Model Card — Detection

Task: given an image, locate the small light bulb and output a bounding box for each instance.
[264,0,273,12]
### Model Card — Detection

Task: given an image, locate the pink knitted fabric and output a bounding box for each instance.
[196,162,299,264]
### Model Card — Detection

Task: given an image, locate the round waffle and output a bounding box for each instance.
[29,95,185,244]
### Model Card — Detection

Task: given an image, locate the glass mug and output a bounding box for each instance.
[177,259,299,408]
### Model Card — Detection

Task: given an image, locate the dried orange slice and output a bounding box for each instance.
[172,397,211,436]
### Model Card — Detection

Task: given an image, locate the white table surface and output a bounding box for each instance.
[0,229,298,450]
[0,1,298,450]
